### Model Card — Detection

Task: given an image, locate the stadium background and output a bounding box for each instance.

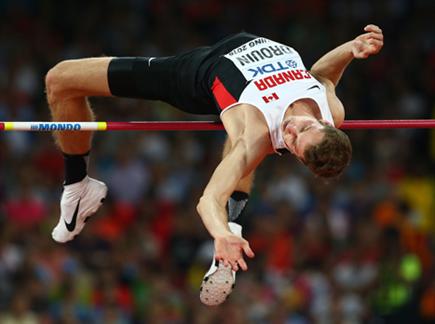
[0,0,434,323]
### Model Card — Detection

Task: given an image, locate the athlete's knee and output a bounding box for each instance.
[45,60,78,106]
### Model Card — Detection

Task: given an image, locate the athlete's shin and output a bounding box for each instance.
[48,97,95,154]
[47,97,94,184]
[46,83,94,184]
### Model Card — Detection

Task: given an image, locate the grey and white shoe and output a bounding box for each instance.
[52,176,107,243]
[200,222,242,306]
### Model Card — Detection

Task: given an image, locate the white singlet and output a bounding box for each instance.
[220,37,334,152]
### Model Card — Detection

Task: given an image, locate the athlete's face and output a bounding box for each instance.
[282,116,329,159]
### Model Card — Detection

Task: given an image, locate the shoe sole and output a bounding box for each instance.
[200,261,235,306]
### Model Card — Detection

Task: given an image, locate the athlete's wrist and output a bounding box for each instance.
[342,41,355,58]
[208,223,233,239]
[197,210,231,239]
[213,230,236,242]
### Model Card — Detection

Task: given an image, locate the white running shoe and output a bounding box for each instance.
[52,176,107,243]
[200,222,242,306]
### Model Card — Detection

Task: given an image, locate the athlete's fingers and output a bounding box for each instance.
[354,48,370,59]
[360,51,370,59]
[364,24,382,33]
[237,258,248,271]
[364,32,383,41]
[215,256,230,267]
[367,39,383,50]
[229,260,239,272]
[243,242,255,258]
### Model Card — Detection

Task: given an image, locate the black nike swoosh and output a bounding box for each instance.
[307,85,320,90]
[65,198,80,232]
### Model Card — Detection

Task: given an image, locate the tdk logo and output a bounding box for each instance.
[32,123,82,131]
[285,60,297,68]
[248,60,298,78]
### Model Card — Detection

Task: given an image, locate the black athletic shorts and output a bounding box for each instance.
[107,32,256,115]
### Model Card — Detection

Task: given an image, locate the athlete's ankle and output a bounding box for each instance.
[227,191,249,222]
[63,151,90,185]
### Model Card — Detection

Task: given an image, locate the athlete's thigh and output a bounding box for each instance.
[49,57,113,98]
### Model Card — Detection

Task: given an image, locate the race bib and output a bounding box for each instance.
[224,38,306,81]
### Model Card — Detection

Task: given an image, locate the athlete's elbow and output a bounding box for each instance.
[196,195,211,217]
[196,197,204,215]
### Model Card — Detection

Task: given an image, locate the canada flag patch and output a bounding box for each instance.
[262,92,279,103]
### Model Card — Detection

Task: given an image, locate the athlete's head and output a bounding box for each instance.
[282,116,352,178]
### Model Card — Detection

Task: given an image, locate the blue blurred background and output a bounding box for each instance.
[0,0,434,323]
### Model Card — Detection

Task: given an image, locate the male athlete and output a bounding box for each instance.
[45,24,383,305]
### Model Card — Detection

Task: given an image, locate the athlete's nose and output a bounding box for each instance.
[284,121,297,136]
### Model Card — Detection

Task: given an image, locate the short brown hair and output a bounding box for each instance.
[302,125,352,178]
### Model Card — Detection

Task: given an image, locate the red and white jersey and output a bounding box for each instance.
[219,37,334,151]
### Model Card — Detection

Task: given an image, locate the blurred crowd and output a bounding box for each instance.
[0,0,434,323]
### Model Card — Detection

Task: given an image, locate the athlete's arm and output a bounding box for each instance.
[197,136,265,271]
[222,137,255,219]
[310,24,383,86]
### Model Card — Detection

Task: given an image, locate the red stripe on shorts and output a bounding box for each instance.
[211,77,237,110]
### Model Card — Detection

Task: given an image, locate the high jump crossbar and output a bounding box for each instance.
[1,120,435,131]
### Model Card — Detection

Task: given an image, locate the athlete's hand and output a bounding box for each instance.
[214,233,255,272]
[352,24,384,59]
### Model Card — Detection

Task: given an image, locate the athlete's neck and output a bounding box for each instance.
[284,99,321,120]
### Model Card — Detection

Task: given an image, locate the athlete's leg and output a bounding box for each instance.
[45,57,113,154]
[45,57,113,243]
[45,56,186,243]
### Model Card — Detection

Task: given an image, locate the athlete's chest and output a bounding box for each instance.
[222,36,328,123]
